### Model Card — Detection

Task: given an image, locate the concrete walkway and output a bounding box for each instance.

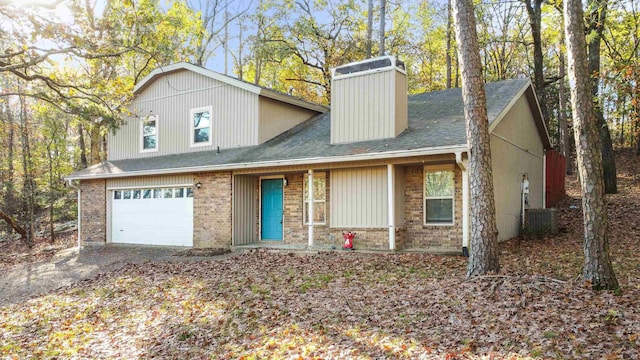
[0,245,222,306]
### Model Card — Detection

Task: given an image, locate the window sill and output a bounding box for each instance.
[423,223,455,227]
[190,142,212,148]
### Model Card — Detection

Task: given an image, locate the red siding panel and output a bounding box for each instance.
[545,149,566,208]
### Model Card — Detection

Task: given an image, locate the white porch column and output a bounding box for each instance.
[456,152,469,255]
[308,169,314,247]
[462,166,469,252]
[387,164,396,250]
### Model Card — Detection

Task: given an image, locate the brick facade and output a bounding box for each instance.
[80,179,106,245]
[281,173,339,247]
[273,165,462,252]
[84,163,462,252]
[193,172,232,248]
[400,165,462,251]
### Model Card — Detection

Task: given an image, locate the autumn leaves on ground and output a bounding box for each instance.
[1,152,639,359]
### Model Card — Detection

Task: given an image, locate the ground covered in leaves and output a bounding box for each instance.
[0,229,76,272]
[1,150,639,359]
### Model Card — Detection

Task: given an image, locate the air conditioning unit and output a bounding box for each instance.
[525,208,558,234]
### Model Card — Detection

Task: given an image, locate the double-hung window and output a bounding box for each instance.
[424,166,455,225]
[141,115,158,152]
[303,172,326,224]
[191,106,212,147]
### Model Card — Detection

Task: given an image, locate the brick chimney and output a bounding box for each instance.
[330,56,408,144]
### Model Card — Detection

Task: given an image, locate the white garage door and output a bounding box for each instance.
[111,187,194,246]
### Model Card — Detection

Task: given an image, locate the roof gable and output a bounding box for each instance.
[133,62,328,113]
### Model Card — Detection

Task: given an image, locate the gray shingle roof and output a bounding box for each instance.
[68,78,535,179]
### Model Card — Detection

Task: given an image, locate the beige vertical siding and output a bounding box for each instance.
[258,97,319,143]
[331,69,403,144]
[491,95,545,241]
[108,69,259,161]
[330,167,388,228]
[233,175,258,245]
[394,166,406,225]
[106,174,194,188]
[394,71,408,136]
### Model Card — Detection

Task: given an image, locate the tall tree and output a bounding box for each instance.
[367,0,374,58]
[563,0,618,290]
[188,0,250,66]
[379,0,386,56]
[446,0,453,89]
[18,95,35,247]
[522,0,549,123]
[587,0,617,194]
[557,26,573,175]
[452,0,500,277]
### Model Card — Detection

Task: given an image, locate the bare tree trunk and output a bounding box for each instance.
[524,0,548,126]
[19,96,34,247]
[452,0,500,277]
[0,208,27,239]
[47,139,55,243]
[558,28,573,175]
[379,0,386,56]
[77,123,88,169]
[455,50,460,88]
[6,104,16,211]
[564,0,618,290]
[446,0,453,89]
[367,0,374,58]
[587,0,617,194]
[224,0,229,75]
[238,20,244,81]
[89,125,102,165]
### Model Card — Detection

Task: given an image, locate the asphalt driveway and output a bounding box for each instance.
[0,245,230,306]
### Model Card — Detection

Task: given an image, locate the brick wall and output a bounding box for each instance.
[281,173,338,247]
[281,172,391,250]
[193,172,232,248]
[401,165,462,252]
[80,179,106,245]
[247,164,462,252]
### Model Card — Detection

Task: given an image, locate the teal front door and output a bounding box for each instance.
[261,179,283,240]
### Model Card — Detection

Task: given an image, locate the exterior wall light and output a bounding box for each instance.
[283,177,288,186]
[195,181,202,189]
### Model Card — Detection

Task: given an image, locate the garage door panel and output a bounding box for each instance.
[111,188,193,247]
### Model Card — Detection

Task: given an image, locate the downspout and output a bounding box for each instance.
[66,179,81,249]
[455,152,469,257]
[542,150,547,209]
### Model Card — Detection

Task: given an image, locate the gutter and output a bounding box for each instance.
[65,179,81,249]
[65,144,470,181]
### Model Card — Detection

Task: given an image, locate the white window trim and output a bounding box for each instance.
[190,106,213,148]
[140,115,159,153]
[423,165,455,226]
[303,172,326,225]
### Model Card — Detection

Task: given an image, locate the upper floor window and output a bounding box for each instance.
[191,106,212,147]
[141,115,158,152]
[424,165,455,225]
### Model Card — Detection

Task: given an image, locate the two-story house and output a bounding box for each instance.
[66,56,551,253]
